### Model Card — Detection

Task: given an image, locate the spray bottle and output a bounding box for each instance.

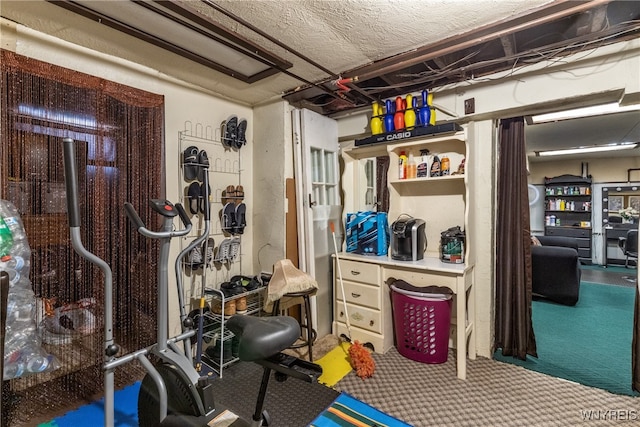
[398,151,408,180]
[430,154,441,177]
[417,150,430,178]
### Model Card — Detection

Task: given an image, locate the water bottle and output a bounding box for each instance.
[7,292,35,322]
[26,353,51,373]
[0,255,25,285]
[4,361,25,379]
[0,216,13,260]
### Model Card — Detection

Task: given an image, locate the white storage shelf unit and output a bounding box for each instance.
[335,130,475,380]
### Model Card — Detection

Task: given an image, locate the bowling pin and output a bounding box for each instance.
[404,94,416,129]
[384,99,395,133]
[370,102,383,135]
[394,97,405,131]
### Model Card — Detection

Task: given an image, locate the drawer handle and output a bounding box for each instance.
[369,320,374,327]
[350,270,361,275]
[351,292,361,298]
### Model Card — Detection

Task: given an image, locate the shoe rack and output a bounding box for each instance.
[178,120,263,377]
[200,285,265,372]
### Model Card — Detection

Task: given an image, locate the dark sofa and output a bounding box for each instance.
[531,235,581,306]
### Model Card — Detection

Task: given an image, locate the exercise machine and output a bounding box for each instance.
[61,137,322,426]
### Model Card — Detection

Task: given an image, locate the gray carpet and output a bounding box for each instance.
[336,348,638,427]
[580,265,637,287]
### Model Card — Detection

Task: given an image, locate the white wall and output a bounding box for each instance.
[252,100,292,272]
[337,39,640,358]
[2,19,254,336]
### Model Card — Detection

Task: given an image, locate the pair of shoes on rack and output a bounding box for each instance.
[187,182,212,215]
[183,146,209,182]
[185,238,215,270]
[214,237,241,264]
[205,340,233,362]
[221,116,247,149]
[203,238,215,268]
[220,280,245,298]
[229,275,261,292]
[211,299,236,317]
[221,203,246,235]
[220,185,246,235]
[186,306,216,344]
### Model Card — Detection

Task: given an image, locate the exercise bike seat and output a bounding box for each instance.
[226,315,300,362]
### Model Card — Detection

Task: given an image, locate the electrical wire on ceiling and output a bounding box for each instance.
[337,20,640,100]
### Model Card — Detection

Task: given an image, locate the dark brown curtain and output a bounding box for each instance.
[376,156,390,213]
[633,285,640,392]
[494,117,537,360]
[1,49,164,424]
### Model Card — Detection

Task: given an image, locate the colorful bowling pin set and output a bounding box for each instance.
[370,90,436,135]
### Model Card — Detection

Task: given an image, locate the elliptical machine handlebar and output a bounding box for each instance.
[62,138,82,228]
[124,200,192,239]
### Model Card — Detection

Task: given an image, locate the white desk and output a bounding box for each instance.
[332,252,476,380]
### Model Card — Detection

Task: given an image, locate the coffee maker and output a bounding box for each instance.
[390,216,426,261]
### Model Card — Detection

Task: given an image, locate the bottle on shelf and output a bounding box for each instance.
[398,151,408,180]
[417,149,430,178]
[441,155,450,176]
[407,153,417,179]
[430,154,441,177]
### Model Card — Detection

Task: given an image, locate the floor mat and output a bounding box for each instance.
[41,382,140,427]
[309,392,412,427]
[211,360,340,427]
[41,358,339,426]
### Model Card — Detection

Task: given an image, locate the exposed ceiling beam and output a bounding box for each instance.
[338,0,612,82]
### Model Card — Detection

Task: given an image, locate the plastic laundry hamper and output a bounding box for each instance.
[391,284,452,364]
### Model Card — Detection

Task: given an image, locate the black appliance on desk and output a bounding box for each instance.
[390,216,426,261]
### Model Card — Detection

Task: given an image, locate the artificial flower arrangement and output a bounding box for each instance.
[619,206,639,221]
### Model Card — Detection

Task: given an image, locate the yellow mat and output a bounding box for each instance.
[316,341,353,387]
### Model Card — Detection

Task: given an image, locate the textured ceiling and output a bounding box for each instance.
[1,0,555,108]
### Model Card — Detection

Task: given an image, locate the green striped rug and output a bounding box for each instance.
[310,392,412,427]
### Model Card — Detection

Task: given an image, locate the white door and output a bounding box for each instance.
[292,108,341,338]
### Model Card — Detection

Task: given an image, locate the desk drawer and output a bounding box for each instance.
[578,248,592,258]
[576,237,591,248]
[335,301,382,334]
[338,259,380,285]
[337,280,380,309]
[545,227,591,238]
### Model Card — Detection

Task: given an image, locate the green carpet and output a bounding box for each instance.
[495,281,640,396]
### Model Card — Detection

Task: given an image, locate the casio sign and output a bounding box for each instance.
[386,131,412,141]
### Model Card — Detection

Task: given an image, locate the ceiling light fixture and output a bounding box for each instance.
[530,102,640,124]
[536,142,638,157]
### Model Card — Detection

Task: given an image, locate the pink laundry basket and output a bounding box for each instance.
[391,285,452,364]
